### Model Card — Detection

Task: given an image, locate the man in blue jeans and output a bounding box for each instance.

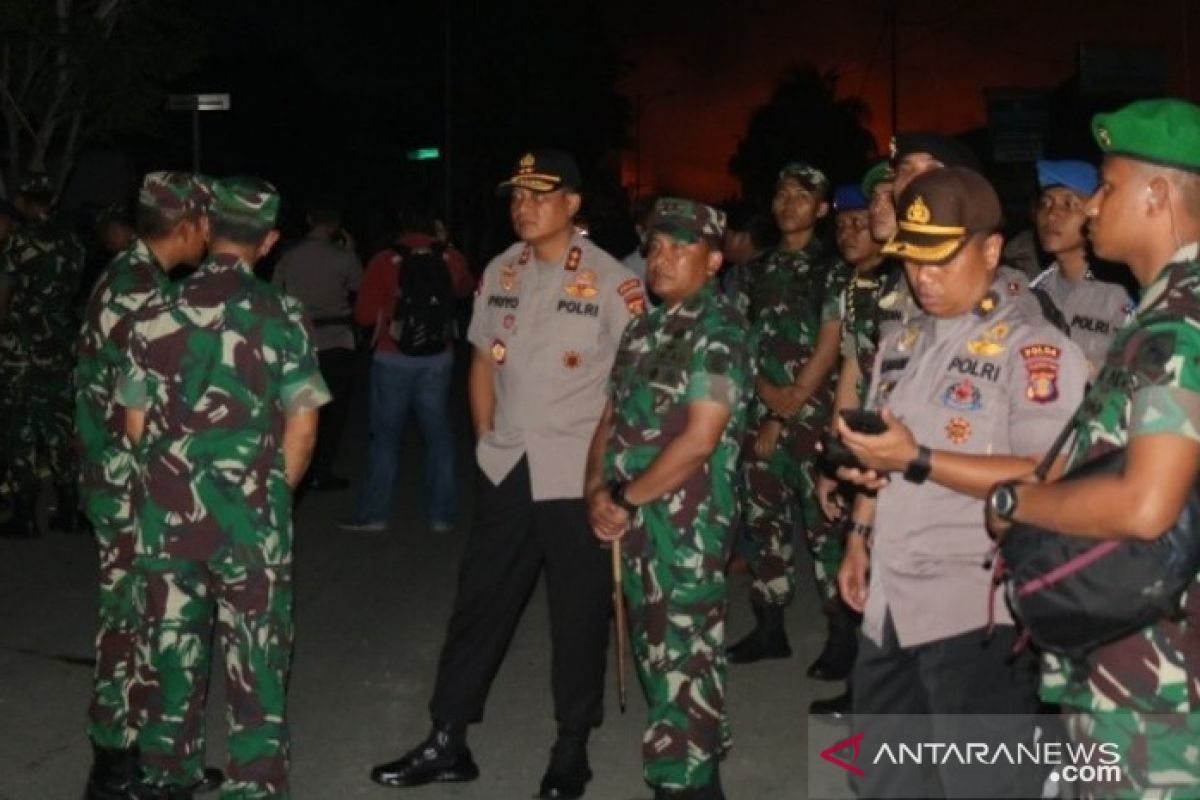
[339,209,474,532]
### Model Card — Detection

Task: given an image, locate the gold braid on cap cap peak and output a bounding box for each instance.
[897,196,966,236]
[882,236,966,263]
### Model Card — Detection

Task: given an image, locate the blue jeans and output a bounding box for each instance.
[355,349,456,526]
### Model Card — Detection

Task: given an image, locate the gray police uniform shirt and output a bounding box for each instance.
[862,274,1087,649]
[468,234,644,501]
[272,231,362,352]
[1030,263,1134,381]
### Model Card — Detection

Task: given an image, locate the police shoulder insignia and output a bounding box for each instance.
[945,416,972,444]
[564,246,582,272]
[617,278,641,297]
[625,293,646,316]
[491,338,507,365]
[1021,344,1061,404]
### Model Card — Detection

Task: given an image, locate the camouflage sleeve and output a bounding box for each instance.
[115,319,150,410]
[1129,321,1200,443]
[277,296,332,414]
[1008,329,1087,457]
[684,322,744,409]
[820,262,850,324]
[839,283,855,360]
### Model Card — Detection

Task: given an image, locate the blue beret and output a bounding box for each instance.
[1036,160,1099,196]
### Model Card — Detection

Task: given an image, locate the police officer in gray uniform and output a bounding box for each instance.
[370,150,644,800]
[832,167,1088,798]
[1030,159,1134,380]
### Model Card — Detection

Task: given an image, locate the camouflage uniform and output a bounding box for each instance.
[606,252,752,791]
[739,237,846,607]
[75,173,210,752]
[0,180,85,503]
[118,178,330,797]
[841,260,906,405]
[1041,245,1200,798]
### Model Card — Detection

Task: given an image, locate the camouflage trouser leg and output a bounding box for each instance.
[134,557,294,799]
[28,367,76,485]
[87,517,142,749]
[1064,709,1200,798]
[799,459,844,608]
[740,431,804,607]
[622,515,732,790]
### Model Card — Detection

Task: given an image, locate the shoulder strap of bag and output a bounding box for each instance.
[1033,402,1085,481]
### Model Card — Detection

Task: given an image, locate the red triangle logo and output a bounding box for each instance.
[820,731,866,777]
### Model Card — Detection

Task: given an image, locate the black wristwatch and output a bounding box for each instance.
[903,445,932,484]
[608,481,639,515]
[988,482,1020,522]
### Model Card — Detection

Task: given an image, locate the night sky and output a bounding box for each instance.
[86,0,1199,252]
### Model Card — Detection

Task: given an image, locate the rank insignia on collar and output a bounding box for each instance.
[491,339,507,365]
[518,246,531,265]
[500,264,519,292]
[564,268,598,299]
[562,350,582,369]
[565,246,582,272]
[945,416,972,444]
[1007,280,1021,296]
[897,324,920,352]
[974,291,999,317]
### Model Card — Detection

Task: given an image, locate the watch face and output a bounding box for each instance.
[992,485,1015,518]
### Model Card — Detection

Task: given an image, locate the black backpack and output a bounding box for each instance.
[389,242,455,355]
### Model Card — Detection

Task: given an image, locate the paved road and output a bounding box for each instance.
[0,360,842,799]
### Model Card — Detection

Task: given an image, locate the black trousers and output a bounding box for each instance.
[850,616,1044,799]
[311,346,355,480]
[429,458,611,731]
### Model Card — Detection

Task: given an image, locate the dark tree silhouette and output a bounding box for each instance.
[730,65,878,203]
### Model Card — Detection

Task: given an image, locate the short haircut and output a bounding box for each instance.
[210,216,272,246]
[1169,169,1200,218]
[135,204,201,241]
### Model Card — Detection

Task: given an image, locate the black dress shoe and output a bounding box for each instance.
[806,604,859,681]
[537,735,592,799]
[808,689,852,718]
[369,738,479,787]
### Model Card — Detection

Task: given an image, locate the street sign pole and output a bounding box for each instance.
[166,93,231,173]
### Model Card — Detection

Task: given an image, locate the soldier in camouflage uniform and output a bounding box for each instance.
[729,162,848,672]
[75,172,212,799]
[118,177,330,799]
[586,198,751,800]
[0,173,86,538]
[989,99,1200,799]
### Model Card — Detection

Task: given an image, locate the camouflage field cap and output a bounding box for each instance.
[882,167,1001,265]
[138,171,212,217]
[210,176,280,227]
[648,197,726,243]
[777,161,830,196]
[17,173,54,198]
[861,160,893,196]
[1093,98,1200,173]
[497,149,583,195]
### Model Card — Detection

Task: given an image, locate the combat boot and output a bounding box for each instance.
[0,487,39,539]
[726,599,791,664]
[369,719,479,787]
[83,743,138,800]
[806,602,860,681]
[537,726,592,799]
[653,764,726,799]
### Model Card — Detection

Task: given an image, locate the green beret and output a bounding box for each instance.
[138,171,212,217]
[1093,98,1200,173]
[861,160,893,197]
[210,176,280,227]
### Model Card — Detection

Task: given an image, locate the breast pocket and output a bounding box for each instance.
[931,374,1001,452]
